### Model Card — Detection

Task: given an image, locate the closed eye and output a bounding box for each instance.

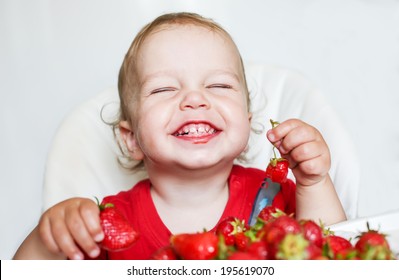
[207,84,233,89]
[151,87,176,94]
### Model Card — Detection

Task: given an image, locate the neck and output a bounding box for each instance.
[146,163,234,233]
[148,163,233,206]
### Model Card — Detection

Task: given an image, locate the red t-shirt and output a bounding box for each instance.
[98,165,295,259]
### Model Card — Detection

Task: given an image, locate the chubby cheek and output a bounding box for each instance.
[133,110,170,153]
[237,118,251,147]
[228,109,252,150]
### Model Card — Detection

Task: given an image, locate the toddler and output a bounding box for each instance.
[13,12,346,260]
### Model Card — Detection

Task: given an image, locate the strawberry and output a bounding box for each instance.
[246,240,269,259]
[334,247,358,260]
[98,201,139,251]
[170,231,219,260]
[265,158,289,184]
[216,217,236,246]
[259,215,301,259]
[257,215,299,245]
[322,235,354,259]
[274,232,323,260]
[151,246,178,260]
[257,205,285,223]
[355,224,395,260]
[266,119,289,184]
[227,251,261,260]
[300,220,323,248]
[257,223,285,248]
[251,205,284,238]
[269,215,301,235]
[234,232,250,251]
[275,233,310,260]
[216,217,246,246]
[306,243,324,260]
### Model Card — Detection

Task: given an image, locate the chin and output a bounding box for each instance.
[176,157,235,171]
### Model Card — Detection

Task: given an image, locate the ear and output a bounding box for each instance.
[119,121,144,161]
[248,111,253,122]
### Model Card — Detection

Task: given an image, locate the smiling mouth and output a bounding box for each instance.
[173,123,218,137]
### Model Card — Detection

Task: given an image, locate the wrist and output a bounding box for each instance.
[295,175,347,225]
[296,174,329,190]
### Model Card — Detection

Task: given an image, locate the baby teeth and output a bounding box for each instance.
[176,123,216,136]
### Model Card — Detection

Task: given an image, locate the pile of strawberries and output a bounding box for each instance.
[150,206,397,260]
[97,199,397,260]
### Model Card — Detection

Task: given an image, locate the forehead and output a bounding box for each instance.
[136,24,242,73]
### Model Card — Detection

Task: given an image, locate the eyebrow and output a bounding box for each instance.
[140,69,241,86]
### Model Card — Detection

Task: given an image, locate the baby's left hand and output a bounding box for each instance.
[266,119,331,187]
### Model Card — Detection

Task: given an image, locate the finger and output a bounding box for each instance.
[64,205,101,259]
[38,215,62,255]
[266,133,282,149]
[266,119,303,144]
[80,200,103,243]
[278,125,320,155]
[288,141,323,164]
[50,214,85,260]
[292,160,326,186]
[288,140,331,177]
[295,156,329,178]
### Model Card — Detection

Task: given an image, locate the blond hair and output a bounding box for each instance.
[114,12,250,172]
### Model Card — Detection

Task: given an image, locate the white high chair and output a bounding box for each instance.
[42,63,360,219]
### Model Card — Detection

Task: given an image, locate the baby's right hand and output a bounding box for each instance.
[38,197,104,260]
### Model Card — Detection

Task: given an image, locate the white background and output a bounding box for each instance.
[1,0,399,259]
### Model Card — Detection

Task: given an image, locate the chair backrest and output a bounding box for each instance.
[42,63,360,219]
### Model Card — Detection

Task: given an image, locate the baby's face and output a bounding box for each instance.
[132,24,251,171]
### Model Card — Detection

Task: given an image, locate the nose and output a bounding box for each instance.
[179,89,210,110]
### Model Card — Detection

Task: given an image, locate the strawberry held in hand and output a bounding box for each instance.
[265,119,289,184]
[98,200,139,251]
[265,158,289,184]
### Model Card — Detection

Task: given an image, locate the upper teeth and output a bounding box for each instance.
[175,123,216,136]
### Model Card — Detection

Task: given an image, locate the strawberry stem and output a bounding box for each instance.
[270,119,280,128]
[272,147,277,159]
[94,196,114,210]
[269,119,281,160]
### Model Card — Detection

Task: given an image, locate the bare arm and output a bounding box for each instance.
[13,197,104,260]
[296,175,346,225]
[13,226,66,260]
[267,119,346,225]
